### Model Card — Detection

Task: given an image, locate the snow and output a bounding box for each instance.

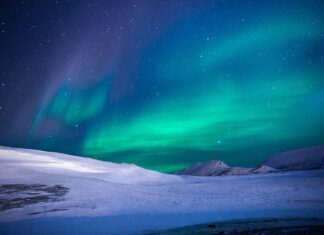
[175,160,276,176]
[176,145,324,176]
[0,146,324,234]
[262,145,324,170]
[0,146,180,185]
[175,160,229,176]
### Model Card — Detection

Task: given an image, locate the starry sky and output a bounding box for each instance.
[0,0,324,172]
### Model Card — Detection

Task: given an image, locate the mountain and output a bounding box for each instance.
[175,160,276,176]
[176,145,324,176]
[219,165,276,176]
[175,160,230,176]
[262,145,324,171]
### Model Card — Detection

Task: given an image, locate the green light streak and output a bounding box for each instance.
[49,84,108,125]
[82,16,324,172]
[83,71,321,155]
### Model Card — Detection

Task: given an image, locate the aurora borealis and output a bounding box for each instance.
[0,1,324,172]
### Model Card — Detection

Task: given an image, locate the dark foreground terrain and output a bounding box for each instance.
[149,218,324,235]
[0,184,69,214]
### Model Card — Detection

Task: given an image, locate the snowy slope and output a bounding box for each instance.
[262,145,324,170]
[0,146,324,234]
[175,160,276,176]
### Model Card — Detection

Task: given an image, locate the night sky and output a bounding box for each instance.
[0,0,324,172]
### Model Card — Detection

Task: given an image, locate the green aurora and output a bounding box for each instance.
[2,1,324,173]
[83,15,324,172]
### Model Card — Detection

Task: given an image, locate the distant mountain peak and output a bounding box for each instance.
[199,160,229,168]
[176,145,324,177]
[175,160,277,176]
[262,145,324,170]
[175,160,229,176]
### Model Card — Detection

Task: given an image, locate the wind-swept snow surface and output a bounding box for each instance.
[0,147,324,234]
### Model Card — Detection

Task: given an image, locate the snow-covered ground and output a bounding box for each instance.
[0,146,324,234]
